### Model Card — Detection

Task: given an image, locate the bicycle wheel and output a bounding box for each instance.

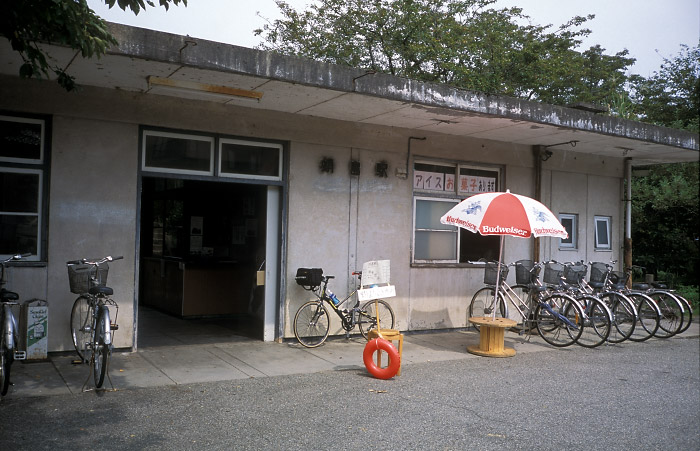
[599,292,636,344]
[1,349,10,396]
[674,294,693,334]
[93,308,109,388]
[70,296,93,361]
[358,299,396,338]
[650,291,684,338]
[574,295,612,348]
[468,287,507,331]
[627,292,660,342]
[535,294,583,347]
[293,301,330,348]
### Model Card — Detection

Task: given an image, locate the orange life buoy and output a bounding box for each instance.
[363,338,401,379]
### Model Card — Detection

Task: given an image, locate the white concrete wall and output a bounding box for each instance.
[1,76,626,347]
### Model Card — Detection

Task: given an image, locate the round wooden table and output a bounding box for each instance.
[467,316,517,357]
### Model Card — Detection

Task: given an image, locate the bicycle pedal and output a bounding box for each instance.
[111,323,119,330]
[14,351,26,360]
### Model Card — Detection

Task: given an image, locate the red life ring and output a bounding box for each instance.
[363,338,401,379]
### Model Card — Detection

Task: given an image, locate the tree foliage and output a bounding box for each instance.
[631,42,700,132]
[256,0,636,106]
[0,0,186,91]
[632,162,699,285]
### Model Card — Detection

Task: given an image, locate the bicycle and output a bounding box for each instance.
[552,261,620,348]
[67,255,122,389]
[589,261,661,342]
[468,260,584,347]
[1,254,28,396]
[293,268,395,348]
[618,265,686,338]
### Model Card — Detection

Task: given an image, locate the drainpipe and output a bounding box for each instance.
[624,158,633,279]
[533,145,543,263]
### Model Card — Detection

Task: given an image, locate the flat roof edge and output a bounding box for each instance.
[107,23,698,151]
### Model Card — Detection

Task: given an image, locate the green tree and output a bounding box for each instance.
[0,0,186,91]
[632,162,699,286]
[632,42,700,132]
[256,0,635,106]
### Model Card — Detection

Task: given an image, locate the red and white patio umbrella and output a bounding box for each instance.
[440,190,568,318]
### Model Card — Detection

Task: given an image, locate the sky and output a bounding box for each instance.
[87,0,699,77]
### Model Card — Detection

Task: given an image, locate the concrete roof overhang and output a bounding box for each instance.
[1,23,697,165]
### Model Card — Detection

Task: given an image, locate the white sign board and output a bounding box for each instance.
[357,285,396,301]
[361,260,391,286]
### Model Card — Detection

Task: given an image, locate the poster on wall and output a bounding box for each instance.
[458,166,499,194]
[190,216,203,254]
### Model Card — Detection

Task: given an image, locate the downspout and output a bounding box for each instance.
[533,145,543,263]
[624,158,633,281]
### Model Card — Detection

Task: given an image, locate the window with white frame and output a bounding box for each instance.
[0,114,48,260]
[142,129,283,181]
[559,213,578,249]
[142,130,215,175]
[412,160,501,264]
[594,216,611,250]
[219,138,282,181]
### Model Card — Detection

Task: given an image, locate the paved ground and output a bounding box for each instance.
[1,326,698,450]
[3,320,699,398]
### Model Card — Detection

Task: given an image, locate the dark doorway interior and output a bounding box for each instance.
[138,177,267,343]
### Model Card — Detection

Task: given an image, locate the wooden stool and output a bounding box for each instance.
[467,317,517,358]
[367,329,404,376]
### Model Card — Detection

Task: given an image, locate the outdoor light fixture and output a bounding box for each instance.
[350,160,361,176]
[375,161,388,177]
[541,140,578,161]
[320,157,334,173]
[147,76,263,102]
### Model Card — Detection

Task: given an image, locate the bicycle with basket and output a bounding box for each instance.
[67,255,122,389]
[468,260,585,348]
[293,267,395,348]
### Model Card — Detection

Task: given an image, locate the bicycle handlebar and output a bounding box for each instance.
[67,255,124,265]
[1,253,31,264]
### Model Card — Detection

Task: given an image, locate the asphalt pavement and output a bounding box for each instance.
[1,322,698,450]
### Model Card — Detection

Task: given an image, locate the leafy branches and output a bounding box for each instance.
[1,0,186,91]
[256,0,635,106]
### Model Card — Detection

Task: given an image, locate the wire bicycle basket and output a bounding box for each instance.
[589,262,608,284]
[484,262,509,285]
[543,261,564,286]
[515,259,535,285]
[67,262,109,294]
[564,263,587,284]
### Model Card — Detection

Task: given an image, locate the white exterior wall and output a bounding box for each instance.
[1,76,625,348]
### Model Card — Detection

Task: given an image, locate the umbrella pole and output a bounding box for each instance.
[492,235,505,320]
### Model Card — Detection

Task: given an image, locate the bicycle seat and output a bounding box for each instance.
[0,288,19,301]
[89,286,114,296]
[632,283,650,290]
[588,281,604,289]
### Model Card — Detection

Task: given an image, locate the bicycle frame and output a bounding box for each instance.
[316,278,362,331]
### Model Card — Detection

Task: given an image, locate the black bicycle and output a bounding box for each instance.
[293,268,395,348]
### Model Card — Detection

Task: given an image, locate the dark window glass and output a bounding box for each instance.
[0,119,42,160]
[220,142,280,177]
[144,134,212,172]
[0,172,39,212]
[0,215,38,255]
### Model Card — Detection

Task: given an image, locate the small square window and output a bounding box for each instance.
[559,213,577,249]
[594,216,611,250]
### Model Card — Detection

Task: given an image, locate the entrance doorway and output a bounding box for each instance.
[138,177,270,344]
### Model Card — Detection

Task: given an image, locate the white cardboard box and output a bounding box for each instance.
[20,300,48,360]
